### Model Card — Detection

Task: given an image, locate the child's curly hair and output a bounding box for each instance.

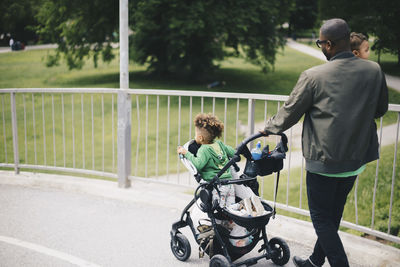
[194,113,224,143]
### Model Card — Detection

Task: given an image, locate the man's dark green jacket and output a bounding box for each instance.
[264,51,388,174]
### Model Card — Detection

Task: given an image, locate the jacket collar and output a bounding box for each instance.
[330,51,355,61]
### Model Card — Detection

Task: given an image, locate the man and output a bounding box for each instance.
[262,18,388,267]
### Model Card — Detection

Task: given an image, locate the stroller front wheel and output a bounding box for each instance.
[209,254,230,267]
[170,233,191,261]
[269,237,290,266]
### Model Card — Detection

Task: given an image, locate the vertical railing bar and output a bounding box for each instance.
[224,98,227,143]
[10,93,19,173]
[23,94,28,164]
[235,99,239,147]
[135,95,140,176]
[263,100,267,146]
[355,175,359,225]
[71,94,75,168]
[81,94,85,169]
[155,95,159,177]
[300,157,304,209]
[41,94,47,166]
[111,94,115,172]
[52,95,56,166]
[388,112,399,234]
[188,96,193,184]
[273,102,280,201]
[189,96,192,139]
[212,97,215,115]
[166,96,170,180]
[2,95,8,163]
[371,116,383,229]
[102,94,105,172]
[247,99,255,148]
[201,97,204,113]
[61,94,66,167]
[145,95,148,177]
[261,100,267,197]
[32,94,37,165]
[286,127,292,206]
[91,95,94,170]
[177,96,181,183]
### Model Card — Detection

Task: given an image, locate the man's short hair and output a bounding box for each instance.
[320,18,350,42]
[350,32,368,51]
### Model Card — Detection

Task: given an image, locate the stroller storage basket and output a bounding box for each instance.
[244,157,284,177]
[218,201,273,229]
[215,225,261,260]
[243,133,287,177]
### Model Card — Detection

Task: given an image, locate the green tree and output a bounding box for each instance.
[36,0,118,69]
[288,0,318,35]
[369,0,400,65]
[130,0,291,76]
[36,0,292,76]
[319,0,400,65]
[0,0,42,46]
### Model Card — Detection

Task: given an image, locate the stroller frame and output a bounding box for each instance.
[170,132,290,267]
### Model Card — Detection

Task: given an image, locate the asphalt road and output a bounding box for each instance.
[0,183,313,267]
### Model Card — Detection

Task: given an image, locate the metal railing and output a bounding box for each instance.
[0,88,399,244]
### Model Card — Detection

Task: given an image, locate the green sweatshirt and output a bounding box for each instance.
[184,140,235,181]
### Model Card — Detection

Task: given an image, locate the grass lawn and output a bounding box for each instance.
[0,46,399,175]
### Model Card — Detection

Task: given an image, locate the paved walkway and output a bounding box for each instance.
[1,171,399,266]
[286,39,400,92]
[0,44,57,53]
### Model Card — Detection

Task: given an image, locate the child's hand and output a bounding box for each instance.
[177,146,187,155]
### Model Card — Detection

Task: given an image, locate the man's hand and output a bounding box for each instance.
[259,130,269,136]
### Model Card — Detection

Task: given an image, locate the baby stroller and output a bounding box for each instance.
[170,132,291,266]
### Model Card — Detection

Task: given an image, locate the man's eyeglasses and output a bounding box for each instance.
[315,39,328,48]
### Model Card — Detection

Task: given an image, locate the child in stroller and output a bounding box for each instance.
[177,113,262,210]
[172,114,291,266]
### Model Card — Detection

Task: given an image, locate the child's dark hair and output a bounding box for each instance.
[194,113,224,143]
[350,32,368,51]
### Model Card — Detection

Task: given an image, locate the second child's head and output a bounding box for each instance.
[194,113,224,144]
[350,32,370,59]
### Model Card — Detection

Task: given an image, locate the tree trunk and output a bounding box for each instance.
[378,50,381,65]
[398,48,400,65]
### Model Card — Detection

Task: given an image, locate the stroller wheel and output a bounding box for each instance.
[170,233,191,261]
[209,254,230,267]
[269,237,290,266]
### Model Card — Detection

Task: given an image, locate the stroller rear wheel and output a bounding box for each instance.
[269,237,290,266]
[209,254,230,267]
[170,233,191,261]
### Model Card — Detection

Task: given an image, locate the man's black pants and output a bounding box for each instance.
[306,171,356,267]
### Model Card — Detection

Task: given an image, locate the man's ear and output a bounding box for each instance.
[352,49,360,57]
[326,40,334,50]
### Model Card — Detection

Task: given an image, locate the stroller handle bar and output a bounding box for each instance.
[236,132,287,154]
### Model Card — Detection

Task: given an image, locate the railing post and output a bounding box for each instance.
[117,90,131,188]
[248,99,255,148]
[10,92,19,174]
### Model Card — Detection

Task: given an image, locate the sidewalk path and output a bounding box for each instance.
[1,171,400,266]
[0,44,57,53]
[286,39,400,92]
